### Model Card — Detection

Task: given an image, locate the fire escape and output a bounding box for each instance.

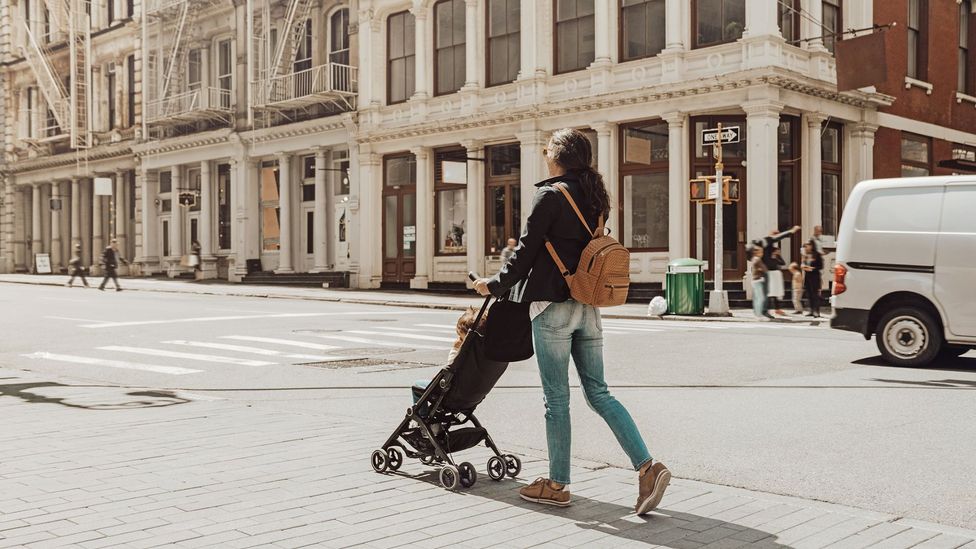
[143,0,232,133]
[249,0,356,125]
[20,0,91,150]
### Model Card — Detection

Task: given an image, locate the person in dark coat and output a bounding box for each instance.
[750,226,800,315]
[191,240,202,273]
[801,241,824,317]
[98,239,128,291]
[66,244,89,288]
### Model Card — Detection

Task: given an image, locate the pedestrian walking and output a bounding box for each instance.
[767,247,787,315]
[810,225,825,257]
[789,262,804,313]
[750,246,772,320]
[66,244,89,288]
[802,241,824,317]
[750,225,800,316]
[98,239,128,292]
[190,240,202,274]
[499,238,517,266]
[473,128,669,515]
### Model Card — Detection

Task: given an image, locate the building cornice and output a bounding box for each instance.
[132,129,235,157]
[240,113,356,144]
[5,143,135,174]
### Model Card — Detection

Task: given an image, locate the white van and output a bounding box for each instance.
[830,176,976,367]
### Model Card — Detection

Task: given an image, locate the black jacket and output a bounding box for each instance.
[486,175,599,303]
[752,230,795,270]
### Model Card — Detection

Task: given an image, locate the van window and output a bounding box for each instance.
[857,187,943,232]
[941,186,976,234]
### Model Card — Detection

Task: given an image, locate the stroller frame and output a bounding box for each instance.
[369,296,522,490]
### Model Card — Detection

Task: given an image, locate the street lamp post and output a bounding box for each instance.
[707,123,730,316]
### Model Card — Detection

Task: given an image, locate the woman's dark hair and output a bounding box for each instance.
[546,128,611,219]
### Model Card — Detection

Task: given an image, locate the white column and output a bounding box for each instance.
[805,113,827,231]
[358,9,383,107]
[70,178,81,252]
[518,0,539,79]
[517,130,547,226]
[93,183,104,268]
[231,159,251,279]
[745,102,783,243]
[171,167,183,261]
[803,0,827,52]
[200,160,213,259]
[664,0,686,51]
[851,123,877,193]
[115,170,128,257]
[462,140,484,281]
[200,42,212,108]
[664,112,690,259]
[31,185,42,266]
[137,169,157,272]
[411,146,432,289]
[312,149,329,272]
[275,153,294,273]
[593,0,612,65]
[463,0,479,88]
[50,182,63,271]
[411,4,429,100]
[744,0,780,38]
[594,123,618,237]
[356,149,382,288]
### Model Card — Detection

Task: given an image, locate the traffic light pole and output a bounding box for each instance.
[707,123,730,316]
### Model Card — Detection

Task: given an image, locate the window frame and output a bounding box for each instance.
[216,38,233,108]
[618,0,666,63]
[106,62,117,131]
[907,0,928,80]
[328,7,350,66]
[821,0,843,54]
[960,0,975,95]
[618,119,670,253]
[386,10,417,105]
[900,132,932,177]
[778,0,800,44]
[433,146,468,257]
[126,55,136,128]
[217,163,232,251]
[820,121,843,238]
[485,0,521,87]
[433,0,466,96]
[484,143,522,255]
[692,0,746,50]
[553,0,596,75]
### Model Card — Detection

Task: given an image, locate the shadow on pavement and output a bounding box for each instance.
[392,469,787,547]
[0,381,192,410]
[868,378,976,389]
[853,355,976,372]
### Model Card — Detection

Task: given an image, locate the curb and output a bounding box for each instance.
[0,276,829,325]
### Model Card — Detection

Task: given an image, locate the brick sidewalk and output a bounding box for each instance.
[0,371,964,549]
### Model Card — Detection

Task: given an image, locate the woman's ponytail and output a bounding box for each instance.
[547,129,611,221]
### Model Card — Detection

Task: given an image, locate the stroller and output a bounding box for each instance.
[369,293,522,490]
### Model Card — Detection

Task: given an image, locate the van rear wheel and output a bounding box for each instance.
[876,307,942,367]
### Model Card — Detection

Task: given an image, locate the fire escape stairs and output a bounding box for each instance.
[267,0,313,87]
[159,0,200,108]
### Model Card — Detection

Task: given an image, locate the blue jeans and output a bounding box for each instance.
[533,300,652,485]
[752,279,767,318]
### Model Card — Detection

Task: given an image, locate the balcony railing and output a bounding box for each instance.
[18,109,66,144]
[145,86,233,126]
[250,62,357,111]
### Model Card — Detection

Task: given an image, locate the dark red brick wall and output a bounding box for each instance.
[873,0,976,134]
[874,128,961,178]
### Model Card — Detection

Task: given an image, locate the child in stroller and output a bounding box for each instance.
[370,279,522,490]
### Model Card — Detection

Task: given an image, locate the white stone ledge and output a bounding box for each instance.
[904,76,933,95]
[955,91,976,107]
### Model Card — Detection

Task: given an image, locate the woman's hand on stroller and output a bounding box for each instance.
[473,279,491,296]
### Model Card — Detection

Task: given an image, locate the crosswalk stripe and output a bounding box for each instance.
[602,330,629,335]
[220,336,343,351]
[600,326,663,333]
[417,324,460,331]
[304,333,448,351]
[22,352,201,375]
[98,346,275,367]
[346,330,457,343]
[163,340,343,362]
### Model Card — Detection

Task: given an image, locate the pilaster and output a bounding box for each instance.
[410,146,432,289]
[461,139,485,282]
[663,111,690,260]
[275,153,294,274]
[744,100,784,243]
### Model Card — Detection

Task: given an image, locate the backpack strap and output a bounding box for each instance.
[553,183,599,237]
[545,239,572,282]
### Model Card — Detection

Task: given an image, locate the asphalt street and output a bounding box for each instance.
[1,282,974,530]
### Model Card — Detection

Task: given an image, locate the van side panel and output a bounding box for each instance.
[849,187,943,267]
[934,185,976,339]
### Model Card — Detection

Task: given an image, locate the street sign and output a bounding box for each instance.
[701,126,740,145]
[689,176,740,204]
[178,192,197,207]
[94,177,113,196]
[35,253,51,274]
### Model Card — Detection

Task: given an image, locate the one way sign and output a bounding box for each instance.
[701,126,741,145]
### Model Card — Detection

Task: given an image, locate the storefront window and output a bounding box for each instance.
[187,169,202,212]
[302,156,315,202]
[486,143,521,254]
[434,148,467,255]
[778,118,800,259]
[260,165,281,251]
[822,122,843,237]
[694,0,745,49]
[901,133,931,177]
[694,120,746,159]
[620,121,668,251]
[217,164,231,250]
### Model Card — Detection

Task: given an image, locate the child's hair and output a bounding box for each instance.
[453,307,487,352]
[789,262,799,272]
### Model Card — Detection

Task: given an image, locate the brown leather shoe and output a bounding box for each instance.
[636,462,671,515]
[519,478,571,507]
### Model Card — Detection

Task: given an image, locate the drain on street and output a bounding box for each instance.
[297,358,438,371]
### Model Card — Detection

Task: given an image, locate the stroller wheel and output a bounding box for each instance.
[486,456,506,481]
[370,449,389,473]
[420,455,436,466]
[503,454,522,478]
[458,462,477,488]
[386,447,404,471]
[439,465,460,490]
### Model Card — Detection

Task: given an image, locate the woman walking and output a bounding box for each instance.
[473,129,669,515]
[802,241,824,317]
[750,245,771,319]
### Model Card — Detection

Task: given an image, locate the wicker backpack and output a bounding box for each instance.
[545,184,631,307]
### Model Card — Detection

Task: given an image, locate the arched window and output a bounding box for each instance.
[329,8,350,65]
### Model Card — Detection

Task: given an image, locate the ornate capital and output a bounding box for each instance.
[661,111,685,127]
[409,146,430,160]
[806,113,829,128]
[591,121,615,136]
[852,122,879,138]
[742,100,784,117]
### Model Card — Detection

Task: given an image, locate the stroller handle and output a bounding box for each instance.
[468,271,480,282]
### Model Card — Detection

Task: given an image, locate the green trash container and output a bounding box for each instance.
[665,258,706,315]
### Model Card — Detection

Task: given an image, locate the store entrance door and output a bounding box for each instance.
[381,155,417,284]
